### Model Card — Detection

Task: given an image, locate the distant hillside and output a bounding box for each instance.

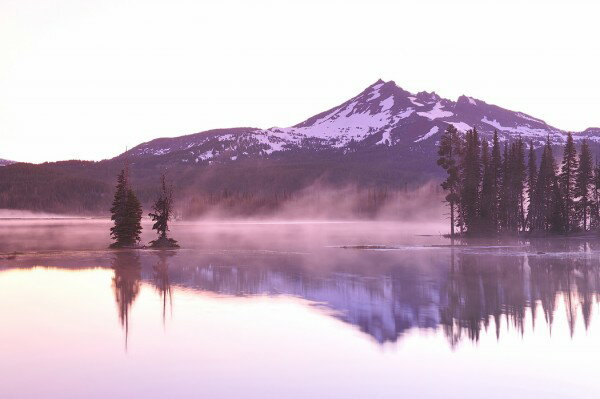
[0,162,112,214]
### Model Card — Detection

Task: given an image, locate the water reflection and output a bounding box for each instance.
[441,250,598,346]
[152,252,174,325]
[7,223,600,398]
[111,251,141,348]
[62,243,600,348]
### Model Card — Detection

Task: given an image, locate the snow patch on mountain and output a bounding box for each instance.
[288,109,388,142]
[417,102,454,120]
[255,131,286,154]
[481,116,553,138]
[397,108,415,119]
[377,130,391,146]
[198,150,214,161]
[415,126,440,143]
[218,134,235,142]
[445,121,472,132]
[380,96,394,112]
[408,96,424,107]
[516,112,544,125]
[370,81,384,91]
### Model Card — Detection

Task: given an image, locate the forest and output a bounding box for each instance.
[0,151,438,218]
[438,125,600,237]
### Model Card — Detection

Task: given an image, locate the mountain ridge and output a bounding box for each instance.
[123,79,600,165]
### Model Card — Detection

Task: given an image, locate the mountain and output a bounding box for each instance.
[124,79,600,164]
[0,159,15,167]
[1,79,599,216]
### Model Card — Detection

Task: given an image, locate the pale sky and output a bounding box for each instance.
[1,0,599,163]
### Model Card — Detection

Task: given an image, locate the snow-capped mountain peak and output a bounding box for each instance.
[124,80,600,165]
[456,95,478,106]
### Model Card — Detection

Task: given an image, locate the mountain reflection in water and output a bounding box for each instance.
[10,239,600,348]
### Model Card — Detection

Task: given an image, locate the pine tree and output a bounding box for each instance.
[479,140,495,234]
[531,137,558,232]
[498,143,510,232]
[575,139,593,231]
[550,174,566,234]
[110,169,129,246]
[509,138,526,232]
[123,189,143,244]
[593,160,600,229]
[490,130,502,231]
[517,139,527,231]
[109,168,143,248]
[460,128,481,234]
[526,142,537,231]
[437,125,461,238]
[148,175,179,247]
[560,133,578,233]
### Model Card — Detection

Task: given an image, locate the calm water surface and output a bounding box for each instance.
[1,219,600,398]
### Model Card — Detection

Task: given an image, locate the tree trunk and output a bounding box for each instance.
[450,200,455,239]
[584,201,588,231]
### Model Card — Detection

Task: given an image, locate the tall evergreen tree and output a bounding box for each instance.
[490,130,502,231]
[110,169,130,246]
[123,188,143,244]
[575,139,593,231]
[560,133,578,233]
[513,138,527,232]
[437,125,462,238]
[498,143,510,232]
[550,174,566,234]
[499,140,526,233]
[526,142,537,231]
[460,128,481,234]
[593,160,600,229]
[110,168,143,248]
[531,137,558,233]
[479,140,495,234]
[148,175,179,247]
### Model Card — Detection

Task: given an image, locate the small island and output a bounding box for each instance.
[109,167,178,249]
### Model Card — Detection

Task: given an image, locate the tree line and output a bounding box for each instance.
[0,162,111,214]
[438,125,600,236]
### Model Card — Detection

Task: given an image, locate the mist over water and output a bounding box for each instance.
[0,217,448,252]
[177,181,447,221]
[2,219,600,398]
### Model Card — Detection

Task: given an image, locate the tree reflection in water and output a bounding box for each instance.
[441,242,600,347]
[103,242,600,348]
[111,251,141,350]
[152,251,174,326]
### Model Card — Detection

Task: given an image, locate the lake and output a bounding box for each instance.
[1,219,599,398]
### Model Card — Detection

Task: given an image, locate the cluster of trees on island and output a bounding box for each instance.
[438,125,600,237]
[109,167,178,248]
